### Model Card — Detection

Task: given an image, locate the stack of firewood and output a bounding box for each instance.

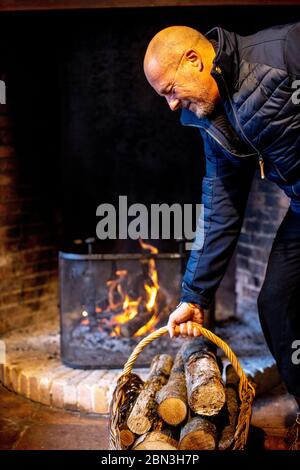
[120,337,240,450]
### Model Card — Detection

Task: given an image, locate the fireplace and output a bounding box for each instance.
[0,4,297,339]
[59,246,186,368]
[0,5,298,416]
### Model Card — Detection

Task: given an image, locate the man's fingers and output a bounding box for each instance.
[168,303,204,339]
[168,322,176,338]
[168,313,181,338]
[169,321,202,338]
[180,322,200,337]
[179,323,187,336]
[187,321,194,336]
[193,324,202,337]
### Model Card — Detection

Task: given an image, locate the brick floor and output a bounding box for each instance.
[0,382,298,450]
[250,382,298,450]
[0,384,109,450]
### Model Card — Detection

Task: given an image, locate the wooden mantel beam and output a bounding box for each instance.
[0,0,300,13]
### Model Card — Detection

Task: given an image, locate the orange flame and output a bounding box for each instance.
[139,239,158,254]
[134,313,159,337]
[112,295,141,325]
[144,283,157,312]
[111,325,121,337]
[107,240,160,337]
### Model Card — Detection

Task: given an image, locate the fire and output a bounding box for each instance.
[112,295,141,324]
[80,309,90,325]
[91,240,161,338]
[134,313,159,337]
[111,325,121,337]
[145,258,159,310]
[145,284,157,311]
[139,238,159,254]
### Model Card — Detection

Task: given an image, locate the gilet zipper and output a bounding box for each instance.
[214,66,266,179]
[204,127,254,158]
[183,123,256,160]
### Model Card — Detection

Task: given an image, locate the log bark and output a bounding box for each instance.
[179,415,217,450]
[225,364,240,388]
[132,427,179,450]
[156,351,187,426]
[127,354,173,435]
[118,373,144,449]
[218,365,240,450]
[181,337,226,416]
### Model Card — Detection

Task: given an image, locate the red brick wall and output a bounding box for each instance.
[0,83,59,334]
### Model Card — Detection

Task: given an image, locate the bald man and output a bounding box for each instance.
[144,24,300,449]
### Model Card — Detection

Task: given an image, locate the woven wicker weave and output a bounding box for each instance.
[109,324,255,450]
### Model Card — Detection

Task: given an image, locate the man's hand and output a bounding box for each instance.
[167,302,204,338]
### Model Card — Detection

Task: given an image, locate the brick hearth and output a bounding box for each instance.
[0,317,149,414]
[0,316,282,414]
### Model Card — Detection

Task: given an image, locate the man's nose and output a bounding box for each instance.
[166,96,181,111]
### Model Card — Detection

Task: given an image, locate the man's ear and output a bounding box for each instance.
[185,49,203,71]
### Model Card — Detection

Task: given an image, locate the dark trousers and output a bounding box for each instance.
[257,207,300,398]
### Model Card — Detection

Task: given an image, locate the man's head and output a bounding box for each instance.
[144,26,220,119]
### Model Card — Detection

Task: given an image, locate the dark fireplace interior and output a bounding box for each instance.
[0,4,299,367]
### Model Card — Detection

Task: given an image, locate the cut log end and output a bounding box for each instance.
[134,440,177,450]
[179,430,216,450]
[179,416,217,450]
[127,415,152,435]
[119,429,135,448]
[158,398,187,426]
[133,431,178,450]
[190,383,226,416]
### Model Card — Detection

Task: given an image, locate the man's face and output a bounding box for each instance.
[145,51,218,119]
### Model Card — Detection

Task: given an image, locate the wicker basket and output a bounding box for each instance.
[109,324,255,450]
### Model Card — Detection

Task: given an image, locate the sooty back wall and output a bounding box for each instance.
[3,6,300,251]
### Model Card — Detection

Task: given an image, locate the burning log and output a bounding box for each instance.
[128,272,149,299]
[107,270,128,311]
[118,302,151,338]
[119,290,168,338]
[132,427,179,450]
[179,415,217,450]
[156,351,187,426]
[127,354,173,435]
[181,338,226,416]
[218,365,240,451]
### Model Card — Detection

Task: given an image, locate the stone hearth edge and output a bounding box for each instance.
[0,318,281,414]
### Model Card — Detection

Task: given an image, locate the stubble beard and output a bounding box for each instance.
[189,99,216,119]
[186,85,217,119]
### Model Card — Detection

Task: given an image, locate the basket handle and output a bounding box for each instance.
[122,324,254,402]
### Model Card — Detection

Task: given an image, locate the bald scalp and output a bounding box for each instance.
[144,26,210,74]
